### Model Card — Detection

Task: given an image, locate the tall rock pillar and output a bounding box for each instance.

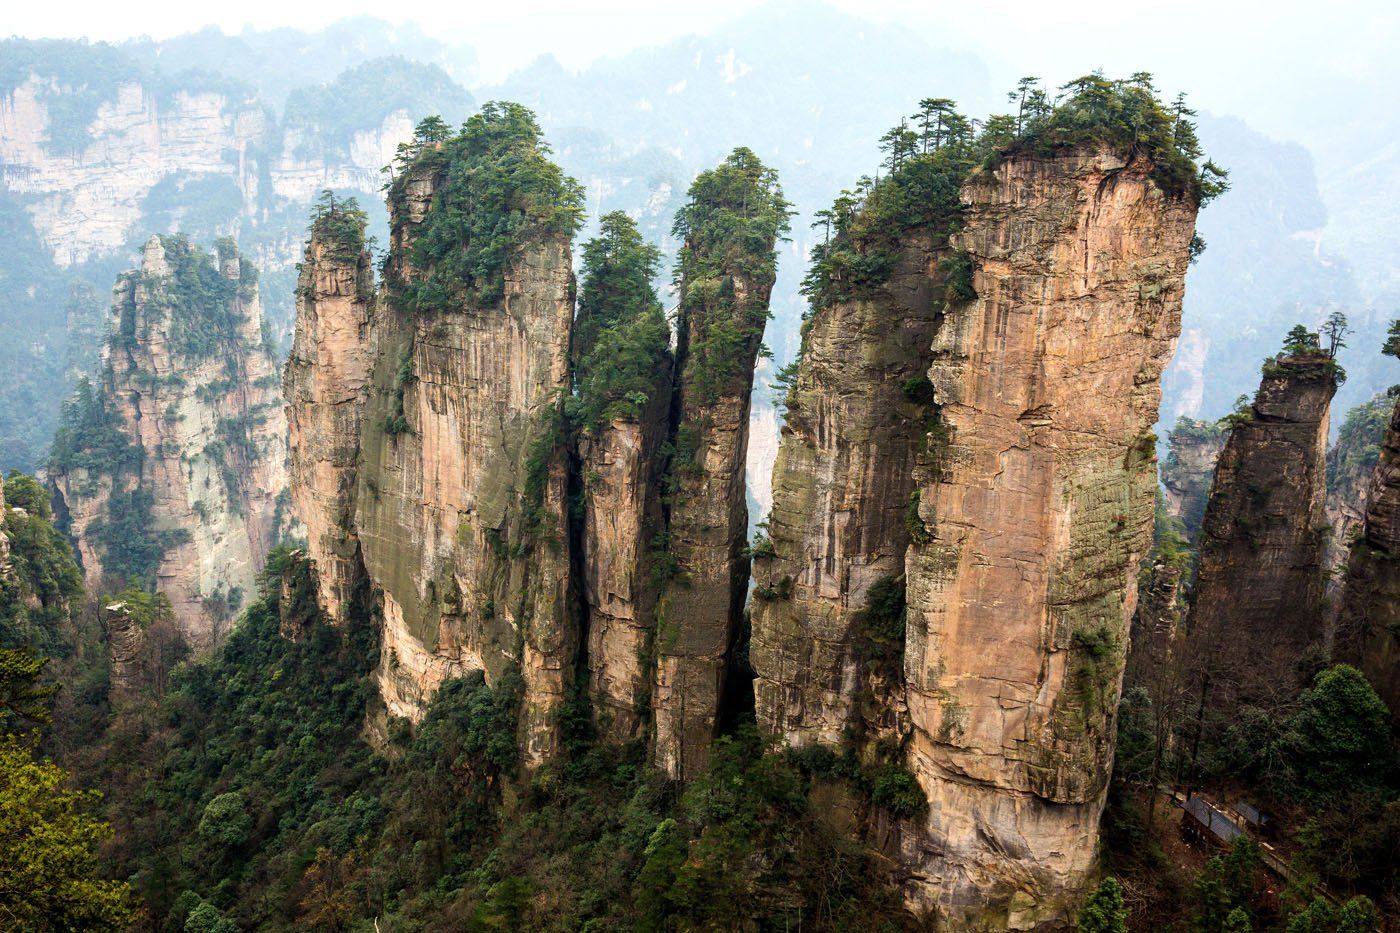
[901,149,1198,926]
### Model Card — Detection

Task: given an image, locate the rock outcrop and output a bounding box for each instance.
[1162,417,1227,542]
[571,211,674,744]
[653,149,788,780]
[900,149,1197,926]
[102,601,147,700]
[752,144,1199,926]
[1189,353,1338,705]
[751,240,947,749]
[1337,394,1400,717]
[49,235,290,650]
[1324,393,1391,584]
[354,168,576,765]
[284,210,375,623]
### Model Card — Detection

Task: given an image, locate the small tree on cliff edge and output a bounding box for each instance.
[1079,876,1129,933]
[1320,310,1350,358]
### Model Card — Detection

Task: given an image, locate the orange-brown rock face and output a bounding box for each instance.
[751,242,946,748]
[353,165,576,766]
[0,475,9,578]
[50,235,290,651]
[580,391,671,743]
[1335,395,1400,716]
[1189,355,1337,708]
[284,229,375,622]
[654,270,776,780]
[900,150,1197,926]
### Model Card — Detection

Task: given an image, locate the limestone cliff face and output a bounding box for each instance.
[0,74,418,269]
[900,150,1197,926]
[1189,355,1337,697]
[352,165,576,765]
[580,387,672,743]
[653,261,778,781]
[50,235,290,650]
[284,230,375,622]
[751,242,946,748]
[1337,395,1400,716]
[1162,418,1226,543]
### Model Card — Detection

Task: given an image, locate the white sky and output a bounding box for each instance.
[9,0,1398,158]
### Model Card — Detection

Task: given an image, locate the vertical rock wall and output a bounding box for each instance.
[50,235,290,650]
[899,150,1197,926]
[1162,418,1227,543]
[653,265,777,781]
[352,165,577,764]
[751,242,946,747]
[284,230,375,622]
[580,388,672,742]
[1189,355,1337,701]
[1337,395,1400,716]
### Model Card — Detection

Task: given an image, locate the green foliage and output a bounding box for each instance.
[132,235,254,360]
[1190,838,1262,933]
[1327,394,1391,497]
[1079,876,1129,933]
[854,574,907,676]
[0,733,136,930]
[388,102,585,311]
[46,377,137,480]
[307,189,369,261]
[569,211,671,431]
[1382,319,1400,361]
[1276,664,1393,805]
[196,791,252,848]
[673,147,791,407]
[0,647,56,732]
[1,472,83,657]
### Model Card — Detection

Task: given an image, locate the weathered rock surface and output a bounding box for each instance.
[1337,394,1400,716]
[900,150,1197,926]
[1324,393,1391,586]
[352,165,576,765]
[751,242,946,748]
[654,260,777,781]
[102,601,147,700]
[50,235,290,650]
[1189,354,1337,701]
[284,231,375,622]
[1162,417,1226,543]
[580,391,671,743]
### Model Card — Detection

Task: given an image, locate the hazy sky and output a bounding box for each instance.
[11,0,1398,162]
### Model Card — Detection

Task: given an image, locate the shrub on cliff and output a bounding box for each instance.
[387,102,585,310]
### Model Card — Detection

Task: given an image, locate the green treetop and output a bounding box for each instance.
[388,102,585,311]
[671,148,791,407]
[570,212,671,431]
[307,189,370,261]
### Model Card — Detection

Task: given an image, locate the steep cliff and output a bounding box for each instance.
[1189,350,1338,708]
[283,198,375,623]
[1337,393,1400,716]
[48,235,290,650]
[0,475,9,579]
[1162,416,1227,543]
[571,212,673,743]
[652,149,789,780]
[899,148,1197,925]
[347,106,583,765]
[751,234,952,749]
